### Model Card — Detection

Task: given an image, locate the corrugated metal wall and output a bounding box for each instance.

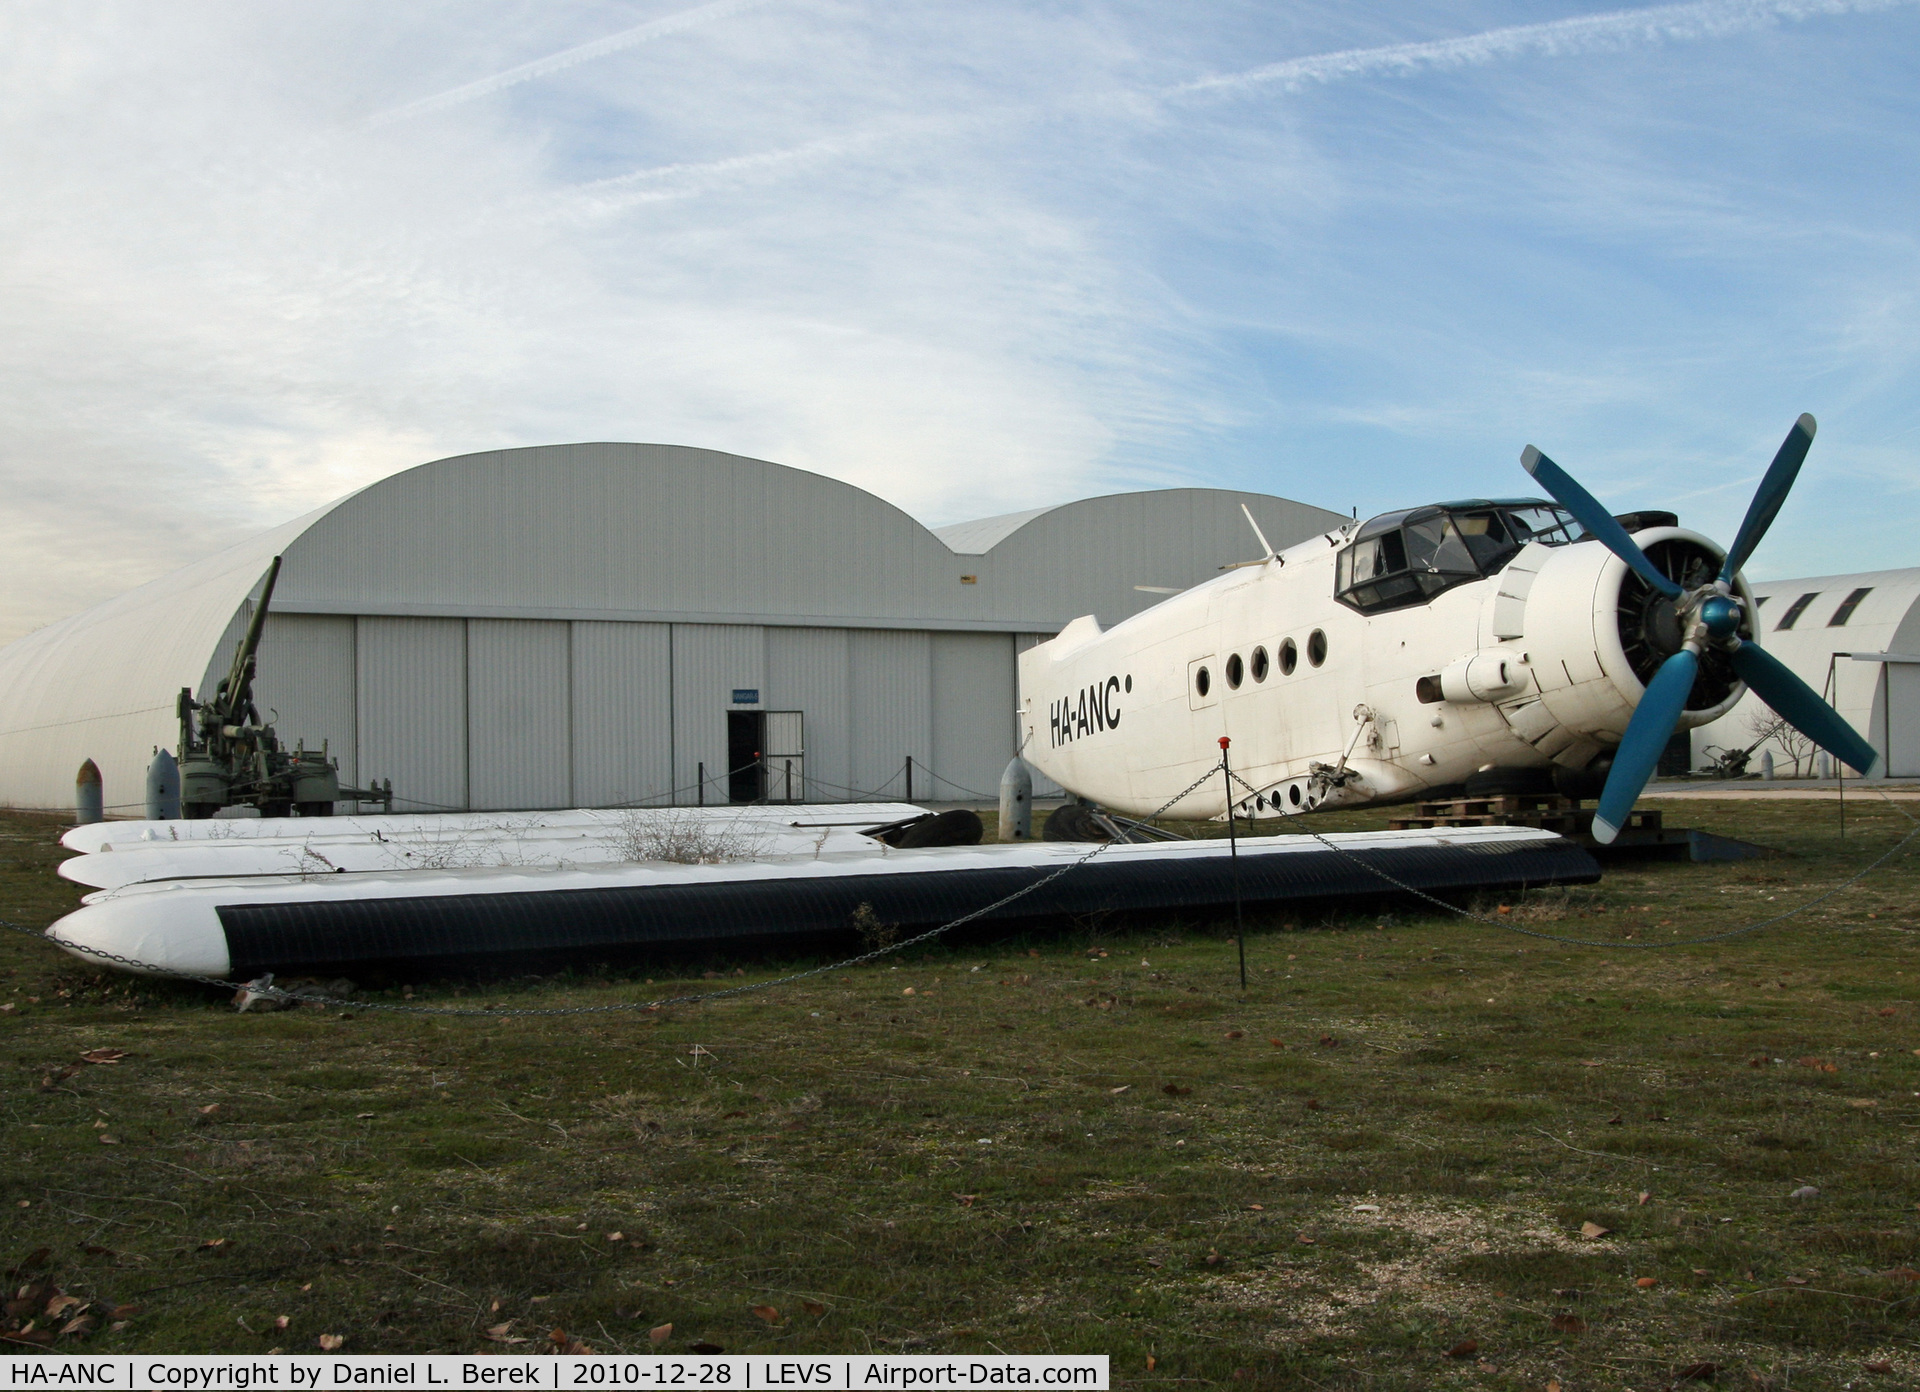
[468,620,571,810]
[571,621,673,806]
[253,615,357,787]
[850,630,931,798]
[357,617,467,812]
[228,615,1025,813]
[670,624,766,804]
[766,627,850,801]
[931,633,1015,799]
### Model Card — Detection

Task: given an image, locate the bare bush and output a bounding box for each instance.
[613,809,768,864]
[1747,707,1812,777]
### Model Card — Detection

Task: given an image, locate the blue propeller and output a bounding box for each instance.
[1520,414,1883,844]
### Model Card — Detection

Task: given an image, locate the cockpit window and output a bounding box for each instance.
[1336,499,1583,615]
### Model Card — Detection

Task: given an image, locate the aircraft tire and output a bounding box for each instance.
[894,808,983,848]
[1042,802,1105,842]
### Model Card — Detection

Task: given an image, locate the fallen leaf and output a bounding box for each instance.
[1247,1204,1264,1211]
[1636,1277,1659,1289]
[1784,1276,1809,1286]
[1549,1314,1587,1335]
[274,1316,290,1331]
[80,1245,114,1258]
[954,1195,978,1207]
[1444,1339,1478,1359]
[1790,1185,1821,1200]
[1637,1191,1652,1205]
[197,1104,220,1116]
[1318,1035,1339,1047]
[96,1135,118,1146]
[901,987,914,996]
[648,1323,673,1346]
[44,1295,82,1319]
[1108,1086,1129,1095]
[1606,1114,1623,1125]
[1162,1084,1190,1096]
[1580,1222,1611,1240]
[79,1049,128,1065]
[1548,1382,1563,1392]
[316,1334,345,1351]
[1864,1360,1895,1374]
[107,1304,141,1319]
[1304,1098,1321,1111]
[750,1305,780,1324]
[800,1300,826,1316]
[58,1315,95,1338]
[1267,1038,1284,1048]
[199,1238,228,1251]
[1880,1267,1920,1282]
[1145,1357,1156,1372]
[1692,1268,1710,1277]
[1224,1030,1243,1040]
[1847,1098,1879,1108]
[483,1323,527,1345]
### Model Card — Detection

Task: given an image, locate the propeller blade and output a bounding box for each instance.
[1719,414,1815,584]
[1520,446,1681,600]
[1592,648,1698,844]
[1730,641,1883,778]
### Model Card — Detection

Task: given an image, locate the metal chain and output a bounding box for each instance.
[5,765,1227,1016]
[1223,766,1920,948]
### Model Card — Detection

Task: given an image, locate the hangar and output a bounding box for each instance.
[0,443,1345,815]
[1688,567,1920,777]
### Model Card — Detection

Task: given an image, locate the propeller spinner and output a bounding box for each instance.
[1521,414,1882,843]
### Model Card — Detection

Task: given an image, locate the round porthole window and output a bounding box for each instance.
[1250,646,1269,682]
[1225,653,1244,689]
[1307,629,1328,667]
[1278,638,1298,676]
[1195,666,1211,698]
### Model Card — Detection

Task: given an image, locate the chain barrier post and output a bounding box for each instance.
[1219,736,1246,992]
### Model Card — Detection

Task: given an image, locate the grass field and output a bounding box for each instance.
[4,795,1919,1388]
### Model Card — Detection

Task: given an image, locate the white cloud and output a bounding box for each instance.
[0,0,1915,644]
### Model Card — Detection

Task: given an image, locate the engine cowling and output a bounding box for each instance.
[1494,527,1754,766]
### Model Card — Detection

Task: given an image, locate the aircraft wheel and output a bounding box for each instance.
[1042,803,1105,842]
[895,808,982,847]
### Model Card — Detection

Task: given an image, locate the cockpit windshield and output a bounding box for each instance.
[1335,499,1584,615]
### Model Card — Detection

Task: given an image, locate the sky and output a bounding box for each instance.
[2,0,1917,642]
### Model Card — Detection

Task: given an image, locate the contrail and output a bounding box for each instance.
[1169,0,1909,99]
[559,0,1909,210]
[366,0,776,128]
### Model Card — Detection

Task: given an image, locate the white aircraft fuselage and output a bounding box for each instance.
[1018,501,1755,820]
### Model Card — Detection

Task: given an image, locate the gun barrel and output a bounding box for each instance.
[216,556,282,723]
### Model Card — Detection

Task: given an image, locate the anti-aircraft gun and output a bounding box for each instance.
[176,556,394,819]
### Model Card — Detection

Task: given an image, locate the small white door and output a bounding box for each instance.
[1888,664,1920,777]
[764,711,805,801]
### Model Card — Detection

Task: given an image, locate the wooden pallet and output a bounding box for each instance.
[1388,795,1665,840]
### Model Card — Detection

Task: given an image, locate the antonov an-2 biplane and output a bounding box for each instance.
[1019,414,1879,843]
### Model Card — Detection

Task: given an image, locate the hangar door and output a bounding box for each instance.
[1887,660,1920,777]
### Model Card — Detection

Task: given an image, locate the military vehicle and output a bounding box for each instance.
[175,557,393,819]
